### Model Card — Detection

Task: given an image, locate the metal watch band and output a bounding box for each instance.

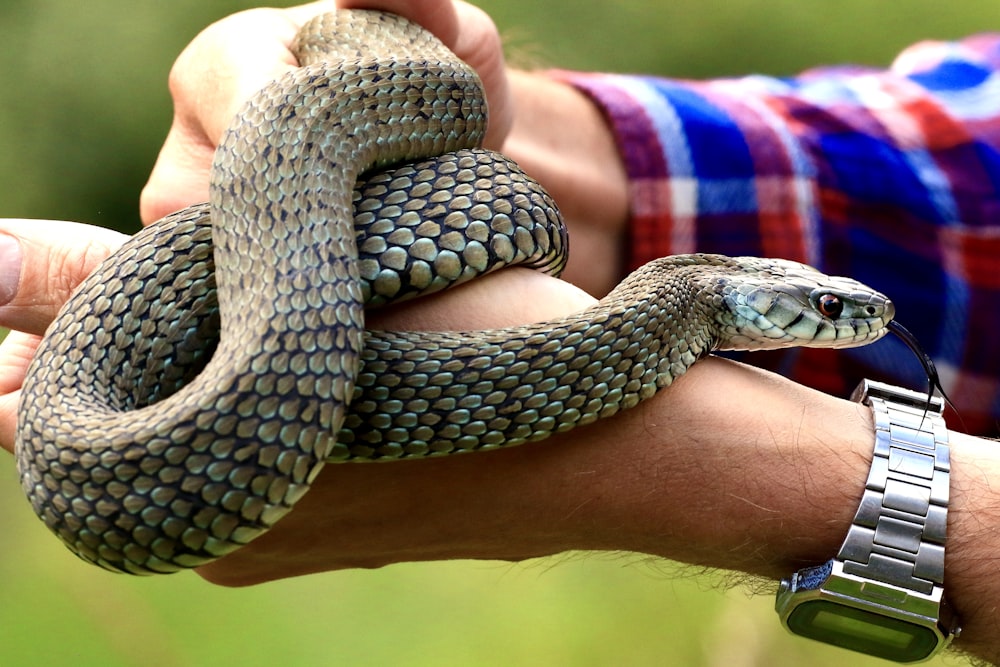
[840,379,950,596]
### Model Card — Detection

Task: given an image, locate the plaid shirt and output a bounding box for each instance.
[558,35,1000,435]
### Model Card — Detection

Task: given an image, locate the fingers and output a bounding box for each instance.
[0,217,123,451]
[337,0,511,147]
[140,0,511,225]
[140,6,310,223]
[0,219,126,336]
[0,219,122,452]
[0,331,42,453]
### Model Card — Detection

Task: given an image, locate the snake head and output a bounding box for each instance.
[713,257,894,351]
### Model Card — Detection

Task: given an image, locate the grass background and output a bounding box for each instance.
[1,1,996,665]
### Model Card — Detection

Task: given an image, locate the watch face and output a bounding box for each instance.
[786,599,940,662]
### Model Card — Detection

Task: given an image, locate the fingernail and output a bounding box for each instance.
[0,233,22,307]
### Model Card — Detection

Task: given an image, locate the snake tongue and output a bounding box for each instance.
[886,320,950,406]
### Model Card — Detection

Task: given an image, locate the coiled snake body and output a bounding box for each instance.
[15,11,893,574]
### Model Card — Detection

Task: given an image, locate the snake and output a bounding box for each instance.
[14,10,896,575]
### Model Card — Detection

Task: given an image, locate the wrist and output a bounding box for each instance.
[936,431,1000,663]
[567,358,873,573]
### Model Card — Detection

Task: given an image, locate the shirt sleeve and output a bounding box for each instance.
[553,35,1000,434]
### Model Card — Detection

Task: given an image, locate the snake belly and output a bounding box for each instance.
[14,10,895,575]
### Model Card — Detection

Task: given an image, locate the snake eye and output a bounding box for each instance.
[815,294,844,319]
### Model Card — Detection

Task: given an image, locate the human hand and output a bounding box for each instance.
[139,0,511,225]
[7,218,1000,665]
[140,0,628,296]
[0,218,594,454]
[0,212,860,579]
[0,220,128,444]
[0,215,603,577]
[3,0,628,585]
[0,214,863,583]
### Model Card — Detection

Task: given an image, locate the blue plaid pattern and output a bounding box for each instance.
[558,35,1000,433]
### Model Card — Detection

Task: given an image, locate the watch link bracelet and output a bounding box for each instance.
[775,379,961,662]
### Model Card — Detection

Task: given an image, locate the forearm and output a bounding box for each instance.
[194,336,998,663]
[501,70,629,296]
[194,355,867,581]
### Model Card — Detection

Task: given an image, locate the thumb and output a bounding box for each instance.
[0,219,127,336]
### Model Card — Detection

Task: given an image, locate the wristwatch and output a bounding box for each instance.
[775,379,961,663]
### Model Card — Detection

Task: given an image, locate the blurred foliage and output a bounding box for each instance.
[1,1,996,665]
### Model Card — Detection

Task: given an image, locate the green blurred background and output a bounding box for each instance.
[1,1,996,665]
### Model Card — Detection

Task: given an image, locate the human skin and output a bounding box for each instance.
[0,0,996,662]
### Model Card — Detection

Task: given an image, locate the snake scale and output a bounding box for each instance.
[15,11,894,574]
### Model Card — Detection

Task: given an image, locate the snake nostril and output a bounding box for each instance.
[866,305,877,316]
